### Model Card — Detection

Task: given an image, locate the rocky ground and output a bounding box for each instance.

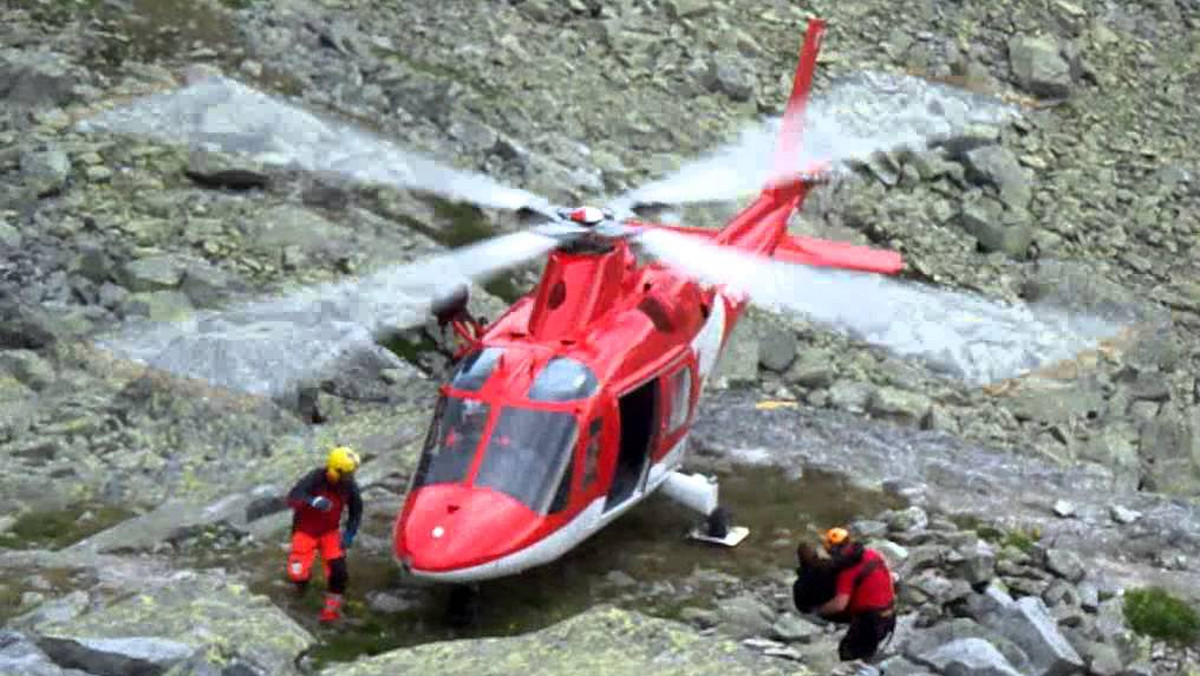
[2,0,1200,674]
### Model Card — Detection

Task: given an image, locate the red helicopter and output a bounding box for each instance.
[391,18,903,584]
[84,14,1087,594]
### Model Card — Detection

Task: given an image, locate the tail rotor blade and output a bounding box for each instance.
[78,76,552,214]
[635,228,1122,385]
[98,230,559,397]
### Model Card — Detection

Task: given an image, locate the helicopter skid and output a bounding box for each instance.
[687,525,750,548]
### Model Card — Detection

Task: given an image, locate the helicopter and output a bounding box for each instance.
[79,16,1121,589]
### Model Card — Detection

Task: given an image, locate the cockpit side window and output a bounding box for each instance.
[451,347,503,391]
[412,397,491,488]
[528,357,598,402]
[475,406,578,514]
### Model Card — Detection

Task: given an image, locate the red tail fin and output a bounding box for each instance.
[770,18,826,186]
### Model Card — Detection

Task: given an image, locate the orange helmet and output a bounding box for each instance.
[823,527,850,552]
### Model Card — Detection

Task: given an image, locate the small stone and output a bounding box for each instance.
[758,326,797,372]
[1052,500,1076,518]
[770,613,821,644]
[1045,549,1086,582]
[1109,505,1141,524]
[85,166,113,183]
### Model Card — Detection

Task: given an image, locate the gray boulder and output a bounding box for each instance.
[920,638,1023,676]
[716,593,776,638]
[979,596,1085,676]
[327,606,796,676]
[1008,35,1073,98]
[37,636,195,676]
[19,150,70,198]
[962,146,1032,209]
[0,49,78,107]
[33,571,313,675]
[0,631,90,676]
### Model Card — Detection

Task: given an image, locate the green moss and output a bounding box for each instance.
[1124,587,1200,645]
[1002,529,1039,554]
[3,504,134,551]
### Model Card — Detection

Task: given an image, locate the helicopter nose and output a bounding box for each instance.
[394,484,541,573]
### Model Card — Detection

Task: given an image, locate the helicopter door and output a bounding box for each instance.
[605,377,659,509]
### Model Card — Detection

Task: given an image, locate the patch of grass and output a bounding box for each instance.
[1124,587,1200,645]
[3,505,134,551]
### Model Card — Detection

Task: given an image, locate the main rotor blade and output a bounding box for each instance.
[620,72,1019,207]
[98,231,558,397]
[78,76,553,214]
[635,228,1123,385]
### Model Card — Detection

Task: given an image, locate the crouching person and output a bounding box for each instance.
[816,527,896,662]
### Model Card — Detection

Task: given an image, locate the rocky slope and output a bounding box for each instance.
[2,0,1200,674]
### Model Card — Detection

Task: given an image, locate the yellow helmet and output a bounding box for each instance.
[823,527,850,552]
[326,446,360,482]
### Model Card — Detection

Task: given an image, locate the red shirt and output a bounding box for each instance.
[287,468,362,536]
[834,548,895,613]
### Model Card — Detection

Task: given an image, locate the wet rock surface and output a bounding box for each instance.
[3,0,1200,673]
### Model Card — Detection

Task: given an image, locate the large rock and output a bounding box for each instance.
[0,630,89,676]
[1137,406,1200,496]
[247,204,352,262]
[1008,35,1073,98]
[979,596,1085,676]
[716,593,776,638]
[0,350,55,391]
[959,195,1033,257]
[327,606,799,676]
[867,387,932,425]
[704,53,756,102]
[0,49,78,107]
[962,146,1032,209]
[33,571,313,676]
[119,256,187,293]
[19,150,70,198]
[37,636,195,676]
[920,638,1024,676]
[185,149,269,191]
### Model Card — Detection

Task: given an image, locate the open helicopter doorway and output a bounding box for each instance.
[605,378,660,510]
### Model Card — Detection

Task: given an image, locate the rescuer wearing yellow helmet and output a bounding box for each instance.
[285,446,363,622]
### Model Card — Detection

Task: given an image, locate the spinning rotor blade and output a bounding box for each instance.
[99,230,559,397]
[620,72,1019,208]
[78,76,553,215]
[635,228,1121,385]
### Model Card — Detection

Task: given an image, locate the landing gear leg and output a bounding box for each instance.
[661,471,750,547]
[446,584,481,627]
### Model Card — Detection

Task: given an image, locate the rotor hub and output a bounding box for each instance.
[567,206,607,227]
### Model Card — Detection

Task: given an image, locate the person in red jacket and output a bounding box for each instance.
[286,446,363,623]
[817,527,896,662]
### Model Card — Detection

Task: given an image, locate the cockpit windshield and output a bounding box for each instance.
[412,396,491,489]
[451,347,502,391]
[474,406,578,514]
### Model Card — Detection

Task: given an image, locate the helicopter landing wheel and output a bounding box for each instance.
[687,505,750,547]
[705,506,732,539]
[446,584,481,627]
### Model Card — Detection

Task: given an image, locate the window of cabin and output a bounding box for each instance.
[666,367,691,433]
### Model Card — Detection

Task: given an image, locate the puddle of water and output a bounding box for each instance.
[237,464,902,666]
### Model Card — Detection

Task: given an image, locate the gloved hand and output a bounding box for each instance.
[341,529,356,550]
[309,496,333,512]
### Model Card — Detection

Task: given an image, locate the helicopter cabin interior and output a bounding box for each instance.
[605,358,696,512]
